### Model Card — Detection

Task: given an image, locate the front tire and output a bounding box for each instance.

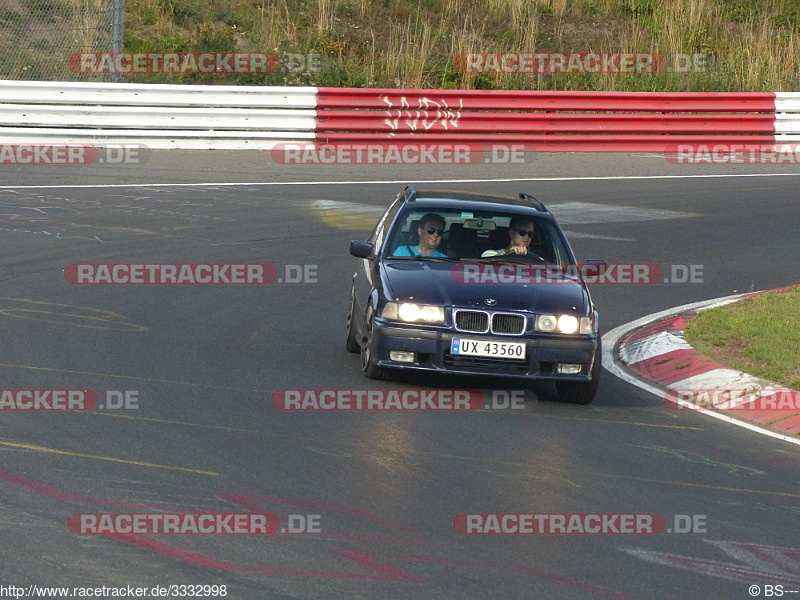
[345,287,360,353]
[360,307,390,380]
[555,339,601,404]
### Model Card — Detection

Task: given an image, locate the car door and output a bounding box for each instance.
[351,192,404,332]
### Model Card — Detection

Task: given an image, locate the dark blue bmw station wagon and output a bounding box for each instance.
[346,187,602,404]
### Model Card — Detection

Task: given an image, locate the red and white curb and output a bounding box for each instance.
[602,286,800,446]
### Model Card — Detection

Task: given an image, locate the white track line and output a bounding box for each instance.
[602,294,800,447]
[2,171,800,189]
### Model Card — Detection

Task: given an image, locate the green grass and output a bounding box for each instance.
[116,0,800,89]
[2,0,800,87]
[685,287,800,390]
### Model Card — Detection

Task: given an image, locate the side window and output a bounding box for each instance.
[383,209,428,257]
[369,194,403,255]
[540,221,571,264]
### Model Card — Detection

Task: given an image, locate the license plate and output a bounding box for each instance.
[451,338,526,359]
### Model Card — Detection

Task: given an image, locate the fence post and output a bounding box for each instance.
[111,0,124,83]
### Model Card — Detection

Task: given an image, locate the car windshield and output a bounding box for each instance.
[384,207,573,264]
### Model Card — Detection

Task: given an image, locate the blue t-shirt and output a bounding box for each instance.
[393,245,447,258]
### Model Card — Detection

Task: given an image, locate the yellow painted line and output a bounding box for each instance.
[599,472,800,499]
[0,296,123,313]
[0,308,146,331]
[74,415,799,498]
[84,414,589,485]
[0,362,268,393]
[572,419,702,430]
[426,451,800,498]
[79,411,296,438]
[84,407,699,438]
[309,199,381,230]
[0,297,146,332]
[101,227,161,235]
[0,440,218,476]
[514,412,703,430]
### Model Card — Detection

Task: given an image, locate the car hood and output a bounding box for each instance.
[381,259,590,315]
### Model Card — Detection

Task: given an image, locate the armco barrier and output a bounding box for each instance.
[315,88,799,151]
[0,80,317,149]
[1,80,798,151]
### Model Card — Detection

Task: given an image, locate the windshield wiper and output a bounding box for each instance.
[460,256,550,265]
[410,255,454,261]
[386,255,454,262]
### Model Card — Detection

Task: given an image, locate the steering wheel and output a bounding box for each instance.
[500,248,545,262]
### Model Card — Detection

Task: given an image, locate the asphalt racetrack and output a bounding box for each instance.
[1,153,800,599]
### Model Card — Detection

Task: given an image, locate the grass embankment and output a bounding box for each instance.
[119,0,800,89]
[3,0,799,87]
[685,286,800,390]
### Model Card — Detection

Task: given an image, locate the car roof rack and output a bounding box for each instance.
[519,193,548,213]
[403,185,417,202]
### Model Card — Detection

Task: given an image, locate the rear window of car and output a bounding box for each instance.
[384,207,574,264]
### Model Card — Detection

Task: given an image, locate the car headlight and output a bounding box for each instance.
[535,314,558,332]
[557,315,579,334]
[536,314,594,334]
[382,302,445,324]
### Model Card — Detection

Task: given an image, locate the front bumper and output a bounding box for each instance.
[371,319,598,381]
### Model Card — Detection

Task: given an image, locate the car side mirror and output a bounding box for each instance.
[582,258,608,277]
[350,240,374,259]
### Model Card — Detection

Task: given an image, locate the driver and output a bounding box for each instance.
[481,216,535,257]
[394,213,448,257]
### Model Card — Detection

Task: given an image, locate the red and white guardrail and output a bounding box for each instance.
[0,80,797,150]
